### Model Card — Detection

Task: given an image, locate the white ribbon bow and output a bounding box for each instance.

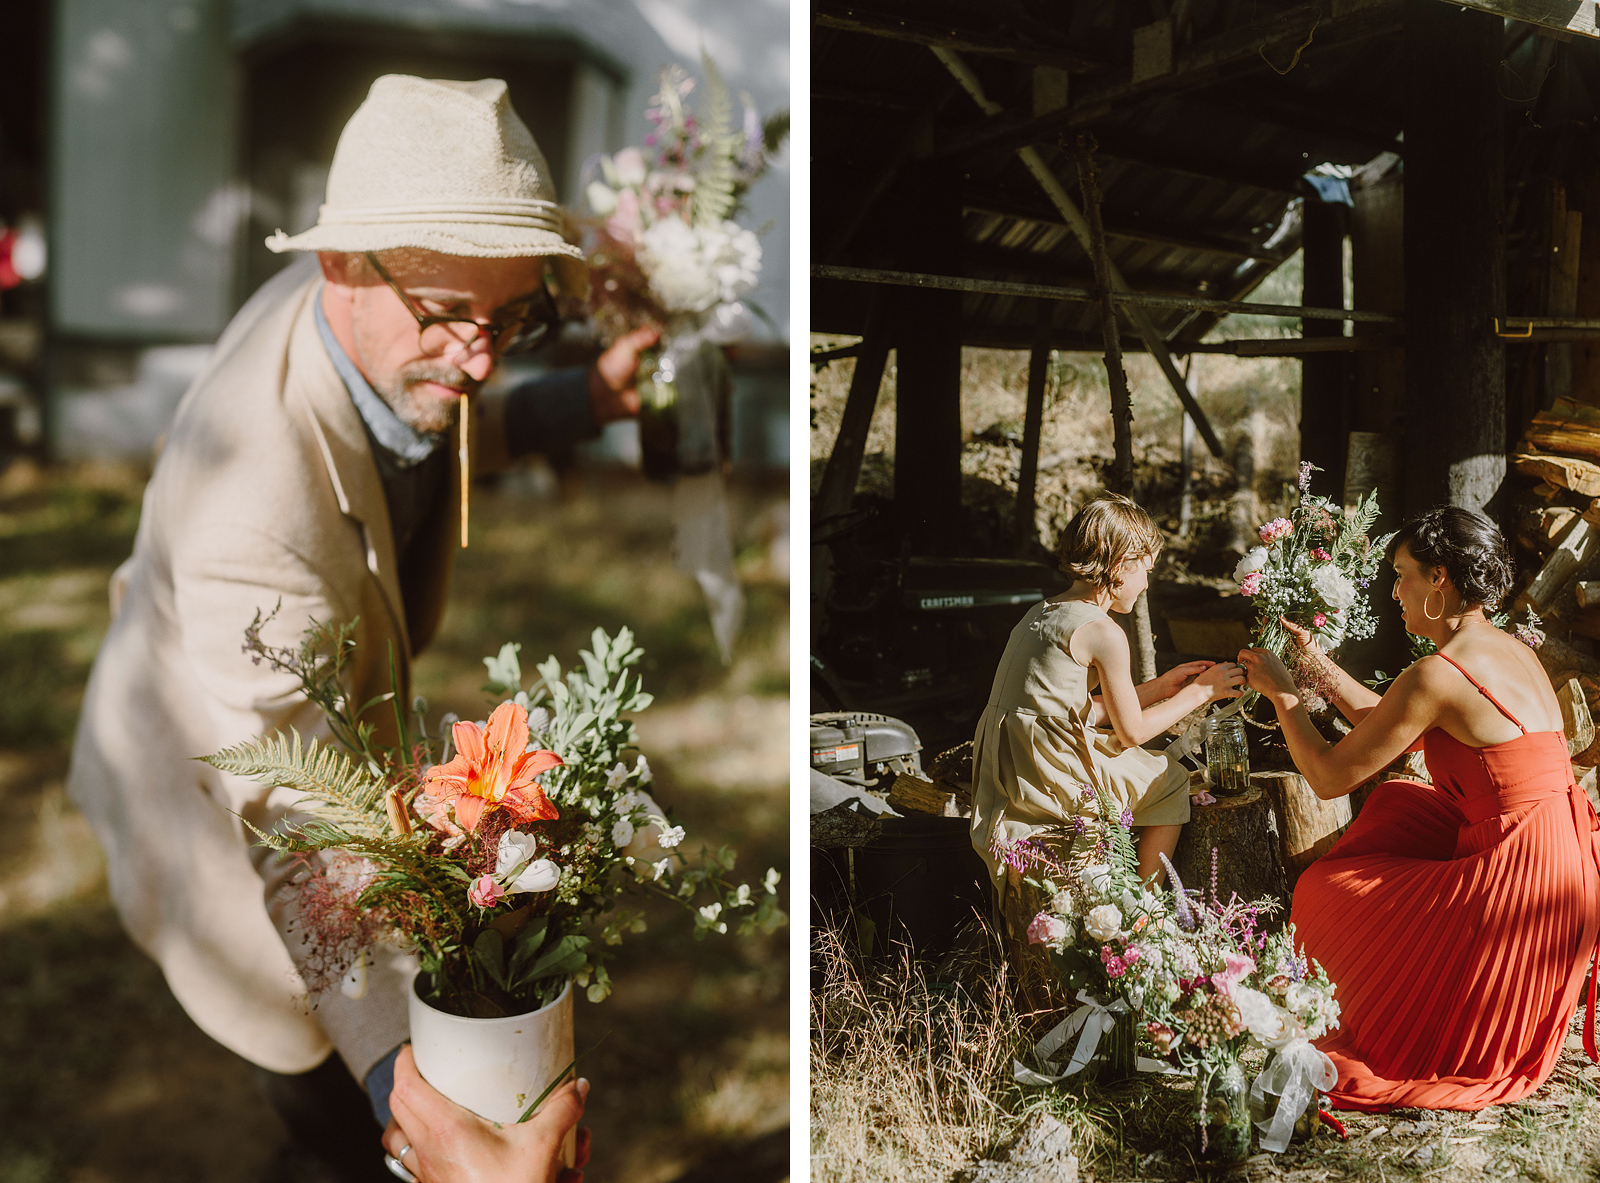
[1013,993,1183,1084]
[1249,1037,1338,1153]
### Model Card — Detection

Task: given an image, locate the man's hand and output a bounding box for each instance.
[382,1045,591,1183]
[587,327,660,424]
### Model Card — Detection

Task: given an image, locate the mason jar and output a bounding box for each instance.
[1204,715,1251,796]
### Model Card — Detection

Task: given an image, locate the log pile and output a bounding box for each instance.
[1511,397,1600,767]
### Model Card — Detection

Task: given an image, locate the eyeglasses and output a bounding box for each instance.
[365,252,560,357]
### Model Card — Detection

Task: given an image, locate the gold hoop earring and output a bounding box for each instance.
[1423,588,1445,621]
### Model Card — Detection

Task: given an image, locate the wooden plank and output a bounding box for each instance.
[1513,452,1600,496]
[1256,771,1353,886]
[1131,18,1174,84]
[1519,515,1600,609]
[1558,676,1597,760]
[934,0,1404,160]
[1576,580,1600,608]
[812,5,1105,70]
[1448,0,1600,40]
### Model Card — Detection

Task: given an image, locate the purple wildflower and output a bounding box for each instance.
[1119,808,1134,829]
[1298,460,1314,492]
[1160,853,1195,930]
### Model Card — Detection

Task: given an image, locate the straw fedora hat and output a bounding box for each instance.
[267,74,587,294]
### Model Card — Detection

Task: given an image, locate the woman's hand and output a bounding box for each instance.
[1148,660,1215,701]
[1193,660,1247,702]
[381,1045,591,1183]
[1238,647,1298,708]
[1281,615,1321,655]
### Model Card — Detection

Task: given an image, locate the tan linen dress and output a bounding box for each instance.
[970,598,1191,883]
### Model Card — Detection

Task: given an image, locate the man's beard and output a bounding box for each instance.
[376,363,482,436]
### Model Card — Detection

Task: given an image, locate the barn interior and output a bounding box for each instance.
[810,0,1600,761]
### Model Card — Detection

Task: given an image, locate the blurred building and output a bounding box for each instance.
[1,0,789,470]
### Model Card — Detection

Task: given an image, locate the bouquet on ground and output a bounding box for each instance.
[583,58,788,357]
[1009,788,1339,1157]
[1230,462,1393,708]
[206,615,785,1026]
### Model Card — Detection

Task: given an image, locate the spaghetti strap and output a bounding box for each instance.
[1432,652,1527,734]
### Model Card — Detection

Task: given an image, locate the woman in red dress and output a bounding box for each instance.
[1237,506,1600,1111]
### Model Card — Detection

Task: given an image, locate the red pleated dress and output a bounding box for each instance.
[1291,653,1600,1111]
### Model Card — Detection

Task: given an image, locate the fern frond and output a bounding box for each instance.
[692,53,739,227]
[204,732,390,840]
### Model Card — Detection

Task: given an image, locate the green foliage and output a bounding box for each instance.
[202,732,389,841]
[691,52,740,228]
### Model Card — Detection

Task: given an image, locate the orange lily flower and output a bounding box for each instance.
[420,701,562,832]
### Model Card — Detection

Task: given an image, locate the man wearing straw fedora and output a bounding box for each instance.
[66,75,643,1181]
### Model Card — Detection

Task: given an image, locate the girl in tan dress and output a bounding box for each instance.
[971,493,1245,886]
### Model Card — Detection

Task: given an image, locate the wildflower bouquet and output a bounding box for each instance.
[1010,788,1339,1156]
[583,58,787,350]
[205,615,785,1023]
[1229,462,1393,709]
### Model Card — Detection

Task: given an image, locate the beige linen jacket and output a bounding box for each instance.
[66,266,498,1077]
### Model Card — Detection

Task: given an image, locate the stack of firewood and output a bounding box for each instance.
[1512,398,1600,783]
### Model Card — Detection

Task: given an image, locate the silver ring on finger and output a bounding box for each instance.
[385,1148,418,1183]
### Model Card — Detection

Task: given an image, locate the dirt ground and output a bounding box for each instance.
[0,458,789,1183]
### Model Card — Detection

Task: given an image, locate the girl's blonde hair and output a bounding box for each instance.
[1057,492,1162,590]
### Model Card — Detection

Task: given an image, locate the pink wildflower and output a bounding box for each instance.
[1313,612,1327,628]
[1311,548,1331,562]
[1212,952,1256,998]
[1027,912,1067,945]
[468,875,504,909]
[1260,518,1293,544]
[1239,571,1263,596]
[1100,947,1127,977]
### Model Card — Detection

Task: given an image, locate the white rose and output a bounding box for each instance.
[640,217,720,313]
[1309,565,1358,611]
[1284,982,1319,1014]
[1232,986,1288,1045]
[495,830,538,876]
[1233,546,1270,580]
[611,817,635,848]
[1079,863,1113,899]
[510,858,561,894]
[1084,904,1122,941]
[1050,889,1077,916]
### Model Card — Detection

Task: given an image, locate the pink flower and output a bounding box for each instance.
[1313,612,1327,628]
[468,875,504,909]
[1100,946,1127,977]
[1212,952,1256,998]
[1311,548,1331,562]
[1027,912,1067,945]
[1240,572,1263,596]
[1260,518,1293,544]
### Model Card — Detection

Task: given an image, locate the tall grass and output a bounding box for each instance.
[810,923,1029,1182]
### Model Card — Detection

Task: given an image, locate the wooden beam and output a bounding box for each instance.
[1448,0,1599,40]
[1210,84,1404,158]
[812,4,1104,70]
[816,296,890,522]
[934,0,1404,160]
[1014,304,1052,553]
[809,264,1404,324]
[964,197,1289,262]
[1091,132,1306,199]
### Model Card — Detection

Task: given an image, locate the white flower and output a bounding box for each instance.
[1232,986,1289,1045]
[641,217,720,313]
[1309,565,1358,611]
[1078,863,1113,899]
[763,868,781,894]
[1233,547,1270,580]
[495,830,538,876]
[635,754,652,784]
[651,858,672,881]
[586,181,618,216]
[606,762,630,791]
[1050,889,1077,916]
[699,902,722,923]
[510,858,561,894]
[1142,946,1164,972]
[658,823,686,849]
[1084,904,1122,941]
[613,146,647,187]
[611,817,635,848]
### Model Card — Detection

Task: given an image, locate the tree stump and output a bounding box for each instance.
[1172,788,1291,922]
[1254,770,1352,888]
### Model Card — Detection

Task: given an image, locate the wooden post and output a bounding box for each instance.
[888,161,965,552]
[1013,302,1053,554]
[1179,358,1196,539]
[815,293,890,523]
[1301,195,1351,498]
[1402,0,1506,515]
[1077,135,1155,682]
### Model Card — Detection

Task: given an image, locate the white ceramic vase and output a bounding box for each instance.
[408,977,576,1162]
